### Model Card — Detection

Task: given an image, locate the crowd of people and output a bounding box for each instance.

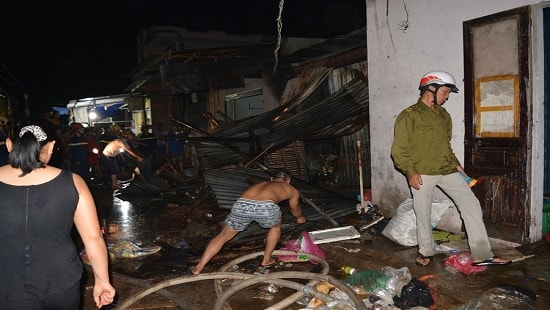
[39,120,195,189]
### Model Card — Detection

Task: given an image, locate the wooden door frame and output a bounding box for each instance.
[531,3,550,242]
[463,6,531,243]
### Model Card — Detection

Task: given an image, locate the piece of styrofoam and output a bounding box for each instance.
[308,226,361,244]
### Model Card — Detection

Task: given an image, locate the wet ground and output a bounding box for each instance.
[80,178,550,310]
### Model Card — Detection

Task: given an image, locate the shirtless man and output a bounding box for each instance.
[191,169,306,275]
[100,138,143,189]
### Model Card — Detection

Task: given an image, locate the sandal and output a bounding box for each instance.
[471,257,511,266]
[261,257,279,268]
[255,255,279,268]
[415,254,433,267]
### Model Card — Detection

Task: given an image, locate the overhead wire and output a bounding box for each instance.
[273,0,284,75]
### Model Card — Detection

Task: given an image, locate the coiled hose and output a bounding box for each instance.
[215,271,366,310]
[215,250,330,310]
[116,250,367,310]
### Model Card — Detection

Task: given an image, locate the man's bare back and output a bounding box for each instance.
[240,177,305,223]
[240,180,297,203]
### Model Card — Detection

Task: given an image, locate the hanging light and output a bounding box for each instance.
[89,108,97,120]
[89,99,97,120]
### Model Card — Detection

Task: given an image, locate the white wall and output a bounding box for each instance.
[366,0,542,215]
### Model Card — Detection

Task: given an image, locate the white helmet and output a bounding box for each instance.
[418,71,459,93]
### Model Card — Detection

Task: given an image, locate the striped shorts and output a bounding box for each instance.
[225,198,282,232]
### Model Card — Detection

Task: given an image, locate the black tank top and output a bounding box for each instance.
[0,169,82,300]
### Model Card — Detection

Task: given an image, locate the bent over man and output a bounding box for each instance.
[191,169,306,274]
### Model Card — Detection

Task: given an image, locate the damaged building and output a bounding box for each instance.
[67,26,372,226]
[127,27,370,193]
[66,0,550,248]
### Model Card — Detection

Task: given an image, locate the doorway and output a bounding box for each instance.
[463,7,530,244]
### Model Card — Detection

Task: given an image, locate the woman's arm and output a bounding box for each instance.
[73,173,116,308]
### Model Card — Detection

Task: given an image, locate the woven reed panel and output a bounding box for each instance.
[265,141,309,181]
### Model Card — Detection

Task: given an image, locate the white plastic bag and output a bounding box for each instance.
[381,198,454,246]
[384,266,412,297]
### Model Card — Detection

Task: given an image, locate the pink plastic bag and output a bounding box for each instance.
[277,231,326,264]
[444,252,486,274]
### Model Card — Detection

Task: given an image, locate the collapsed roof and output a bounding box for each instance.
[191,67,369,169]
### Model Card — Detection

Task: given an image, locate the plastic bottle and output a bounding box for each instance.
[341,266,357,275]
[459,172,478,187]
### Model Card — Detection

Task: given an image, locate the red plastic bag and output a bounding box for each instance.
[277,231,326,264]
[419,274,439,310]
[444,252,486,274]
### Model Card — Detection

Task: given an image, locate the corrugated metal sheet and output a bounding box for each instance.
[203,167,358,245]
[159,44,274,93]
[195,75,369,169]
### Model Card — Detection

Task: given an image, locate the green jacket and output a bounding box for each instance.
[391,99,460,178]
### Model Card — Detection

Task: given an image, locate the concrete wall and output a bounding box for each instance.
[366,0,542,215]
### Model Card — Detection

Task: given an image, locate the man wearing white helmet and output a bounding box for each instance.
[391,71,510,267]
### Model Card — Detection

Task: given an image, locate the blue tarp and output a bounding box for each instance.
[94,102,125,118]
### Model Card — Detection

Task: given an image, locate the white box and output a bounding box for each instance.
[308,226,361,244]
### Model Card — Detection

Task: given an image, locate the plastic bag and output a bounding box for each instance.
[342,269,388,292]
[276,231,326,264]
[383,266,412,297]
[444,252,487,274]
[393,277,434,309]
[382,198,454,246]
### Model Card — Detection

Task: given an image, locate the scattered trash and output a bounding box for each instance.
[277,231,326,263]
[384,266,412,297]
[342,268,388,292]
[308,226,361,244]
[457,286,538,309]
[261,283,279,294]
[382,198,454,247]
[511,254,535,263]
[341,266,357,275]
[108,239,162,259]
[336,265,431,309]
[306,281,333,308]
[358,215,385,232]
[433,229,462,243]
[333,245,361,253]
[393,277,435,309]
[227,264,240,272]
[295,295,312,306]
[251,291,274,301]
[500,284,537,302]
[444,252,487,274]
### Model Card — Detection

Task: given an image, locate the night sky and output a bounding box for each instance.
[0,1,365,111]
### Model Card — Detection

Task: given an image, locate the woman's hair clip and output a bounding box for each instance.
[19,125,48,142]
